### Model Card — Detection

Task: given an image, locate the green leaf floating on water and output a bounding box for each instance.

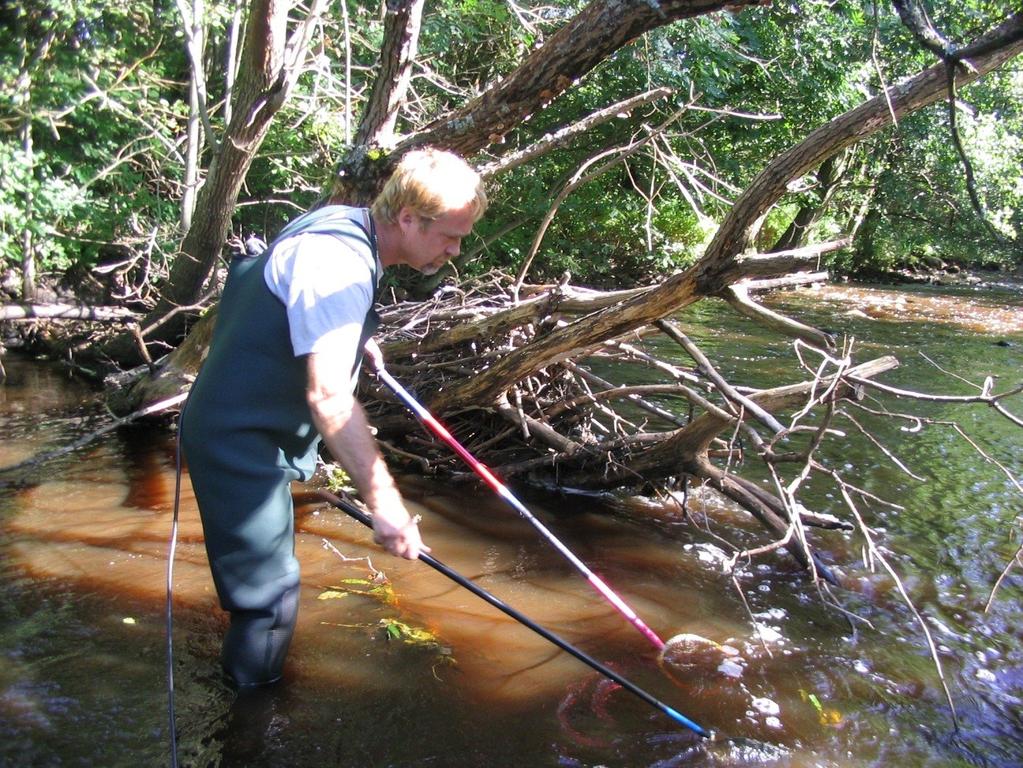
[379,618,441,646]
[807,693,823,713]
[801,688,843,726]
[319,582,456,669]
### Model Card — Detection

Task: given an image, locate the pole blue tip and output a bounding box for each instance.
[665,706,710,738]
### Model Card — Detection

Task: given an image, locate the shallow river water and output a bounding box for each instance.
[1,281,1021,767]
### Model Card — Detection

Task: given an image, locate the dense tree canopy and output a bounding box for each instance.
[1,0,1020,312]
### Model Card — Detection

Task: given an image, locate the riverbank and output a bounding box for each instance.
[846,262,1023,292]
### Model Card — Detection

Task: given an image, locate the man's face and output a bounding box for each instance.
[399,204,477,275]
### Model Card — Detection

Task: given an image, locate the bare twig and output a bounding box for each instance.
[480,87,673,178]
[985,520,1023,611]
[837,481,960,728]
[841,411,927,482]
[656,319,786,434]
[848,374,1023,428]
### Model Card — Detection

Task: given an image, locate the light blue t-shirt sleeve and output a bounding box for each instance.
[263,232,374,362]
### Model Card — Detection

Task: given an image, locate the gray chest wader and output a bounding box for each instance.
[181,209,379,686]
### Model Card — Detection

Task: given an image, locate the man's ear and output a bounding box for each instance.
[397,206,417,233]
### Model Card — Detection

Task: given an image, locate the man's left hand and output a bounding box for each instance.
[363,338,384,372]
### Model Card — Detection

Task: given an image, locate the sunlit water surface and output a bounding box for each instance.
[1,280,1021,767]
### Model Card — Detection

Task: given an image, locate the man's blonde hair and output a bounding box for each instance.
[371,148,487,225]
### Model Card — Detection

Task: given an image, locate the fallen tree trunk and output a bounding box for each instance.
[0,303,139,322]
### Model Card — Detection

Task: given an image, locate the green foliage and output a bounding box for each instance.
[379,617,437,645]
[0,143,82,271]
[323,462,354,494]
[0,0,187,287]
[842,64,1023,277]
[379,618,457,676]
[0,0,1020,298]
[420,0,523,83]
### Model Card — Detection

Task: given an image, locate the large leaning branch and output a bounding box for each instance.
[396,0,763,158]
[424,18,1023,412]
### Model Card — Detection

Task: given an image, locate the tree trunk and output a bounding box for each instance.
[14,17,57,304]
[770,154,846,252]
[326,0,427,207]
[179,0,207,236]
[180,73,202,235]
[97,0,327,365]
[20,112,36,304]
[354,0,425,148]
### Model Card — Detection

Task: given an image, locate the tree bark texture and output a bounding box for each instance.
[100,0,326,363]
[354,0,426,148]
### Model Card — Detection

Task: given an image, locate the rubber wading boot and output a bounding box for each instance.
[220,684,281,765]
[222,584,300,687]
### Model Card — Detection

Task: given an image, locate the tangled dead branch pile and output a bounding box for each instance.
[358,269,1021,723]
[361,270,905,585]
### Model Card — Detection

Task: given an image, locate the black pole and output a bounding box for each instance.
[318,490,710,738]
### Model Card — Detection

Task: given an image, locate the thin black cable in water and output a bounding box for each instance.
[166,417,183,768]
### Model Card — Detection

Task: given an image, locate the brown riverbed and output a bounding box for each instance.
[1,281,1022,766]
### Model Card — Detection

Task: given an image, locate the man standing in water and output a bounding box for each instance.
[182,148,487,687]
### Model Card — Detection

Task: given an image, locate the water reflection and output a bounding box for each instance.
[1,279,1022,766]
[787,282,1023,336]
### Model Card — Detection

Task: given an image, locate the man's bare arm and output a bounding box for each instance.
[306,351,428,559]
